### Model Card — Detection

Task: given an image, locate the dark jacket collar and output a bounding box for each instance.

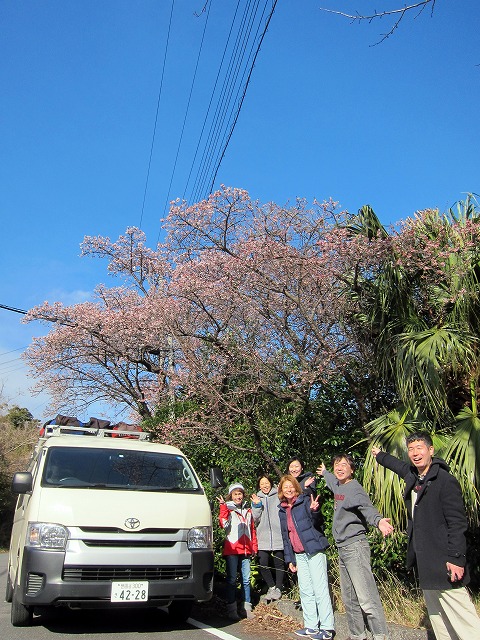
[404,457,449,494]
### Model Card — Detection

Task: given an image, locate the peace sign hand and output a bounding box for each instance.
[310,494,320,511]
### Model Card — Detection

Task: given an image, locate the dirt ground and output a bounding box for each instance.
[195,595,300,640]
[242,601,300,639]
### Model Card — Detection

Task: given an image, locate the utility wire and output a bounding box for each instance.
[0,303,75,328]
[0,303,28,315]
[0,346,26,357]
[208,0,278,194]
[188,0,278,205]
[182,0,241,202]
[158,0,213,241]
[0,357,23,368]
[190,0,260,204]
[139,0,175,229]
[139,0,278,233]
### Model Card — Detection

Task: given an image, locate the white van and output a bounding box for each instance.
[6,425,217,627]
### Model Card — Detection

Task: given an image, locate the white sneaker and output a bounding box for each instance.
[260,587,271,602]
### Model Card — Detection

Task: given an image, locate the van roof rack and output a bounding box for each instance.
[43,425,150,441]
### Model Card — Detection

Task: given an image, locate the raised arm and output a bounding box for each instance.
[372,448,411,480]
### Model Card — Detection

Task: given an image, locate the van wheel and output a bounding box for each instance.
[168,600,193,622]
[11,585,33,627]
[5,571,13,603]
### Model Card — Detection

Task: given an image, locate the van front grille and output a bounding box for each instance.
[62,566,191,582]
[83,540,175,548]
[79,527,180,534]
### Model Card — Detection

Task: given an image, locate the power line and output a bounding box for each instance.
[190,0,263,204]
[0,357,23,368]
[181,1,241,202]
[139,0,175,229]
[207,0,278,195]
[189,0,278,204]
[138,0,279,232]
[0,303,27,315]
[0,303,75,328]
[0,346,26,357]
[158,0,213,240]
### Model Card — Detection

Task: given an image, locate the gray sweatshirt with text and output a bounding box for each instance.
[322,470,383,548]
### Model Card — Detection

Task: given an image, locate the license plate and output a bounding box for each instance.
[110,581,149,602]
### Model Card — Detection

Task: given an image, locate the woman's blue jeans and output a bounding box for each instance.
[225,554,251,604]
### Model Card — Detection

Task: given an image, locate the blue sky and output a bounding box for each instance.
[1,0,479,421]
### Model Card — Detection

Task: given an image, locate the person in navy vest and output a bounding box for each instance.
[278,474,335,640]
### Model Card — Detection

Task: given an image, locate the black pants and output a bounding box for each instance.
[257,549,285,589]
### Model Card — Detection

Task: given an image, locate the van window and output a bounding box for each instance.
[42,447,201,492]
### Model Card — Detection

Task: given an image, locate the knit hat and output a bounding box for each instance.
[228,482,245,495]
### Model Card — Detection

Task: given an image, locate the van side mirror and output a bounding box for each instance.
[209,467,225,489]
[12,472,33,494]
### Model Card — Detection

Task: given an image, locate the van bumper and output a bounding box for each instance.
[18,547,214,608]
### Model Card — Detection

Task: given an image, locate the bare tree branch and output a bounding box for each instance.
[320,0,437,45]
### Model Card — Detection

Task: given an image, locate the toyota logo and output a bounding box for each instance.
[124,517,140,530]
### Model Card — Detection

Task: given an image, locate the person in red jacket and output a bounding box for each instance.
[218,482,258,621]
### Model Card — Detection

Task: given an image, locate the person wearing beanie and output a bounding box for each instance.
[218,482,258,621]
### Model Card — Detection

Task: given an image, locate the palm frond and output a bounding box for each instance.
[395,327,477,420]
[442,405,480,526]
[362,407,428,528]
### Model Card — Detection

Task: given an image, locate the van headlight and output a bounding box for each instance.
[27,523,69,550]
[187,526,212,550]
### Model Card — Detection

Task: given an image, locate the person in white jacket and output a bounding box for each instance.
[218,482,258,621]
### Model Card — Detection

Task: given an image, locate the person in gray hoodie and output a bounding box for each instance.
[251,474,285,601]
[317,454,393,640]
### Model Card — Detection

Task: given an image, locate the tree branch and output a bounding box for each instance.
[320,1,436,45]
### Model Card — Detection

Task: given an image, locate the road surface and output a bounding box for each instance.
[0,553,268,640]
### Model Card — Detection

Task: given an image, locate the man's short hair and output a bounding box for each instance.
[332,453,356,474]
[406,431,433,447]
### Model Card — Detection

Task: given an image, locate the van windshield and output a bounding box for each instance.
[42,447,201,492]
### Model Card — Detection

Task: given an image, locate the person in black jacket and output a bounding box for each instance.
[286,456,316,495]
[372,431,480,640]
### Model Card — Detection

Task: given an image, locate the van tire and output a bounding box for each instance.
[11,585,33,627]
[168,600,193,622]
[5,571,13,603]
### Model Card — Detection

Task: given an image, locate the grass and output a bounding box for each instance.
[284,561,480,629]
[329,560,428,628]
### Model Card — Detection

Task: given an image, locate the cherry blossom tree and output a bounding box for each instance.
[23,187,480,507]
[24,229,178,419]
[23,188,389,468]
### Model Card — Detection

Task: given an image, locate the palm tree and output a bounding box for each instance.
[345,196,480,525]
